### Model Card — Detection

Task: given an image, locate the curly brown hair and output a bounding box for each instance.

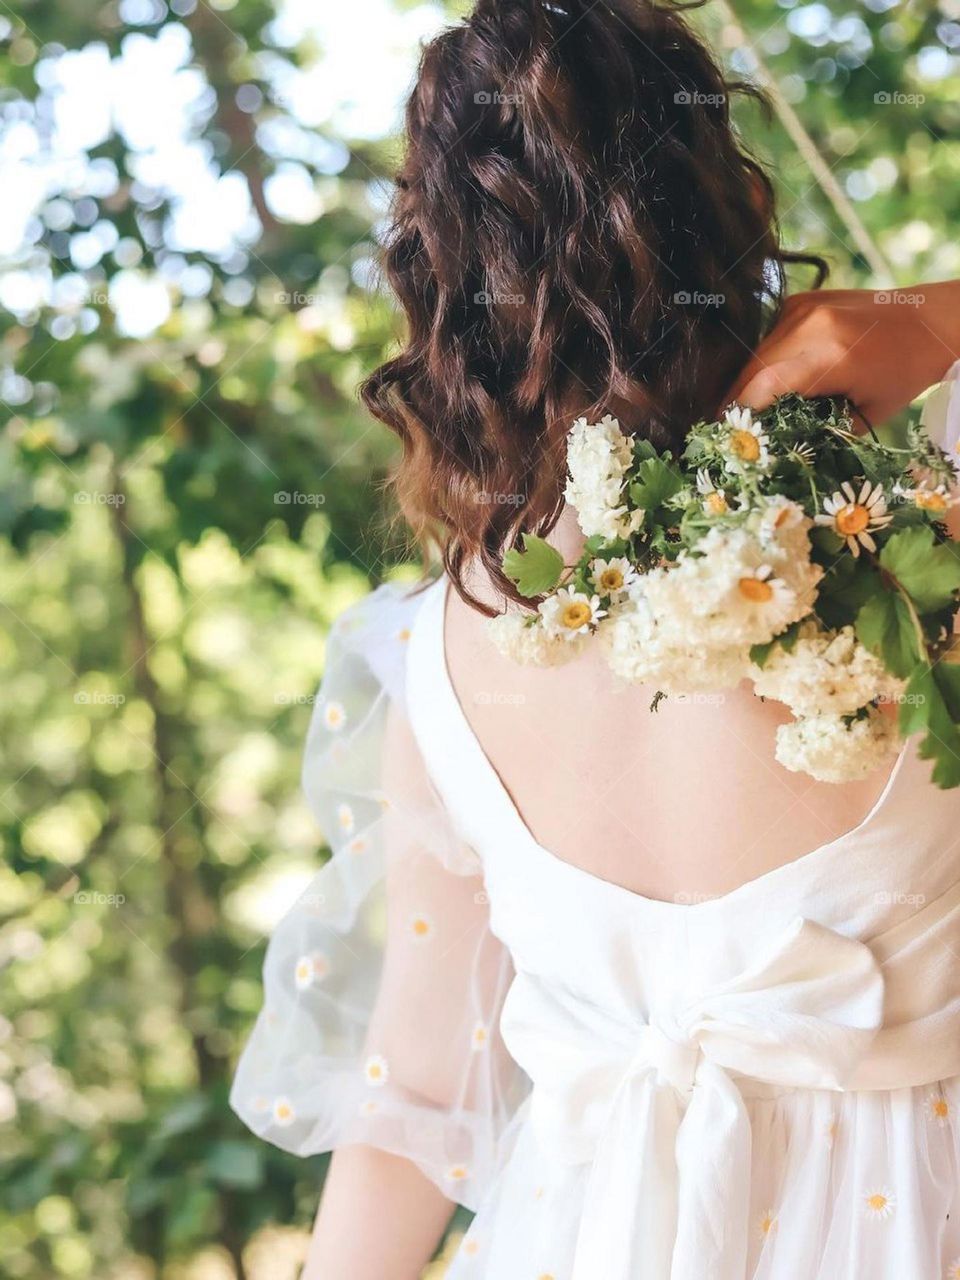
[360,0,826,612]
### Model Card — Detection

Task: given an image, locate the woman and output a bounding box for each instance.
[231,1,960,1276]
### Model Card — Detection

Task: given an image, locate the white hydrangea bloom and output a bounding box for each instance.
[564,414,643,540]
[487,610,585,667]
[641,527,818,650]
[753,621,903,718]
[599,597,753,694]
[775,708,900,783]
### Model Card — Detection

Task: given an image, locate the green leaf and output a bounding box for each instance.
[898,663,960,789]
[628,457,683,512]
[633,438,659,463]
[750,639,775,669]
[855,592,922,679]
[816,556,880,629]
[750,621,801,669]
[880,527,960,615]
[501,533,564,597]
[779,621,801,653]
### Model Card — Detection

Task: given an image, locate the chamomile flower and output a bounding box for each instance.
[696,467,729,515]
[323,700,346,731]
[590,557,637,600]
[756,496,805,546]
[409,912,434,942]
[735,564,795,616]
[538,587,605,640]
[757,1209,778,1239]
[272,1097,296,1126]
[928,1091,951,1126]
[721,405,771,474]
[787,440,816,466]
[294,952,330,990]
[898,479,956,515]
[863,1187,896,1221]
[815,480,892,556]
[364,1054,389,1087]
[336,803,354,834]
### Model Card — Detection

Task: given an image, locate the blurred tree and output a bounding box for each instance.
[0,1,958,1277]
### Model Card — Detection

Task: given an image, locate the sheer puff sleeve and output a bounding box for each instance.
[230,582,528,1209]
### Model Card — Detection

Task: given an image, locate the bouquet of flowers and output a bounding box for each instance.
[491,396,960,786]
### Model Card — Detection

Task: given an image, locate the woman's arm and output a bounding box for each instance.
[727,279,960,425]
[302,1145,455,1280]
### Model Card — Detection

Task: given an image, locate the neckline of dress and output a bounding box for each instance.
[409,575,913,915]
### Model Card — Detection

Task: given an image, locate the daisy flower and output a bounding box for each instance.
[928,1092,951,1126]
[863,1187,896,1221]
[409,912,434,942]
[696,467,729,515]
[538,587,605,640]
[757,1209,778,1239]
[946,1257,960,1280]
[756,496,805,545]
[364,1054,389,1087]
[735,563,796,616]
[589,557,638,600]
[294,952,329,989]
[815,480,892,556]
[323,700,346,731]
[900,479,956,516]
[336,803,354,833]
[272,1097,296,1126]
[721,405,771,474]
[787,440,816,466]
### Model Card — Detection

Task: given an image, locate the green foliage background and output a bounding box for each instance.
[1,1,958,1276]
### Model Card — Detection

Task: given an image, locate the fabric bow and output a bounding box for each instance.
[499,915,884,1280]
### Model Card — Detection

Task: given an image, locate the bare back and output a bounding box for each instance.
[444,507,894,905]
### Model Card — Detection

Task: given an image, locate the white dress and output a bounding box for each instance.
[232,370,960,1280]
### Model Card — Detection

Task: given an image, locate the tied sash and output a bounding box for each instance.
[499,916,885,1280]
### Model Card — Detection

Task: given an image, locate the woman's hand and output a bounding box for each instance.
[726,280,960,427]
